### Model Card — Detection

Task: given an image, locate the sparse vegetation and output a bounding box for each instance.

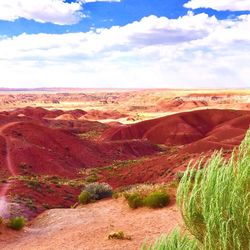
[85,174,98,183]
[143,191,170,208]
[8,216,26,231]
[84,182,113,200]
[108,231,132,240]
[77,182,113,205]
[123,184,170,209]
[141,229,198,250]
[78,190,91,204]
[127,193,143,209]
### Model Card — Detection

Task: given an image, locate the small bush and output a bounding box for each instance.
[78,191,91,204]
[124,183,167,198]
[84,182,113,200]
[108,231,132,240]
[123,184,171,209]
[8,217,26,231]
[127,193,143,209]
[112,192,120,199]
[143,191,170,208]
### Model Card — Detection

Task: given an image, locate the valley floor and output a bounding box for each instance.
[0,198,181,250]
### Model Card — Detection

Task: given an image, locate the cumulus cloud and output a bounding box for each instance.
[0,13,250,88]
[0,0,120,25]
[184,0,250,11]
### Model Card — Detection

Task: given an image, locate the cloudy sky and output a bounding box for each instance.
[0,0,250,89]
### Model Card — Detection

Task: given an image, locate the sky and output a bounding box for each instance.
[0,0,250,89]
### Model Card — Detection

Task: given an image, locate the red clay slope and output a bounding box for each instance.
[1,107,86,120]
[0,114,159,178]
[100,109,250,152]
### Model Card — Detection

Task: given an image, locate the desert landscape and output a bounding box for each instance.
[1,0,250,249]
[0,88,250,249]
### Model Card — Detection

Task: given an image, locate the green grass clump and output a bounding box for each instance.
[123,184,170,209]
[8,217,26,230]
[142,130,250,250]
[141,229,198,250]
[78,191,91,204]
[127,193,143,209]
[177,133,250,250]
[143,191,170,208]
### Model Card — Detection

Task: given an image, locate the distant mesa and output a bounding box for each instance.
[155,97,208,111]
[80,109,128,120]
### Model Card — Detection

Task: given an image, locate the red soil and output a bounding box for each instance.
[101,109,250,152]
[0,179,82,219]
[1,107,250,220]
[0,107,86,120]
[54,114,76,120]
[0,121,159,178]
[155,98,208,111]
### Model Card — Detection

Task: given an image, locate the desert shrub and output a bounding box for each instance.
[123,184,170,209]
[141,229,198,250]
[143,191,170,208]
[108,231,132,240]
[84,182,113,200]
[112,192,120,199]
[123,183,167,198]
[126,193,143,209]
[78,191,91,204]
[143,130,250,250]
[176,130,250,249]
[8,216,26,230]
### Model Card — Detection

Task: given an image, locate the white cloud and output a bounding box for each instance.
[0,13,250,88]
[0,0,120,25]
[184,0,250,11]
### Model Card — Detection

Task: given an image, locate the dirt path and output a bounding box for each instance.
[0,122,19,217]
[0,198,182,250]
[0,122,20,177]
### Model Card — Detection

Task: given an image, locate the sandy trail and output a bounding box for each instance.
[0,122,19,176]
[0,199,182,250]
[0,122,19,217]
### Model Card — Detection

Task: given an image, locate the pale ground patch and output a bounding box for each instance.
[0,198,182,250]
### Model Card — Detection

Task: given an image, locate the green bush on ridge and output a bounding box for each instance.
[78,182,113,205]
[78,190,91,204]
[143,130,250,250]
[85,182,113,200]
[8,216,26,231]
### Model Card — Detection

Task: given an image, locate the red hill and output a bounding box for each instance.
[100,109,250,152]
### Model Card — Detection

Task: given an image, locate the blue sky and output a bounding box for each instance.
[0,0,250,88]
